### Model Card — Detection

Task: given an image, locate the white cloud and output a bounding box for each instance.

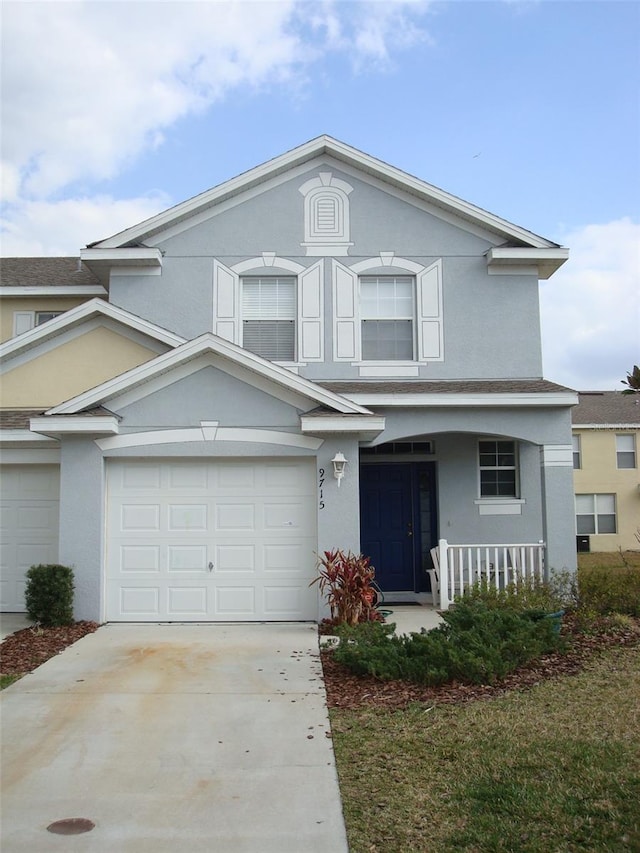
[1,1,302,200]
[1,0,432,203]
[540,219,640,391]
[0,194,170,256]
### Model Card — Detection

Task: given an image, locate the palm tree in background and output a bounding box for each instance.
[621,365,640,394]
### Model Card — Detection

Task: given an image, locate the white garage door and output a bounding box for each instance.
[106,459,318,621]
[0,465,60,612]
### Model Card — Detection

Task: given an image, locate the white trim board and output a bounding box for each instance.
[337,392,578,407]
[573,423,640,429]
[95,427,323,451]
[0,286,106,297]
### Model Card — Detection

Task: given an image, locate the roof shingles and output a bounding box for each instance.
[572,392,640,425]
[0,257,101,288]
[320,379,574,395]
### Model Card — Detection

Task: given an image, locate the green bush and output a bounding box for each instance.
[463,572,576,614]
[576,565,640,617]
[333,599,561,686]
[25,564,74,626]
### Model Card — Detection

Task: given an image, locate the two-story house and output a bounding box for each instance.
[0,136,577,621]
[573,391,640,552]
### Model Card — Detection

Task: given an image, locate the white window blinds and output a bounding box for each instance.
[242,277,296,361]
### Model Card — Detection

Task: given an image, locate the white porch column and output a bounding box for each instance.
[540,444,577,575]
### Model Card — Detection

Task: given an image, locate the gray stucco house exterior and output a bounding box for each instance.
[1,136,577,621]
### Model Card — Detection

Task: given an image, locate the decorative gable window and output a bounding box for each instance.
[478,440,518,498]
[360,276,414,360]
[299,173,353,256]
[241,277,296,361]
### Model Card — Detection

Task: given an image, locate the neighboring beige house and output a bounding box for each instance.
[0,257,106,342]
[572,392,640,552]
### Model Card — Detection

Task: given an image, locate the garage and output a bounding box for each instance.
[105,458,318,621]
[0,465,60,612]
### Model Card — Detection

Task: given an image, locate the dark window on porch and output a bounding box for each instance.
[361,441,434,456]
[479,440,518,497]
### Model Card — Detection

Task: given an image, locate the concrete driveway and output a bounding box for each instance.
[0,623,349,853]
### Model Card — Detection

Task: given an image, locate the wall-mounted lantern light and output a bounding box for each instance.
[331,452,348,487]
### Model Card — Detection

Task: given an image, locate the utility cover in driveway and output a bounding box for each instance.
[0,623,349,853]
[105,459,318,621]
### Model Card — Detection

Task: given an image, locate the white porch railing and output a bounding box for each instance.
[430,538,546,610]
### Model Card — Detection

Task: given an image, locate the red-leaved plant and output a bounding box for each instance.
[310,549,383,626]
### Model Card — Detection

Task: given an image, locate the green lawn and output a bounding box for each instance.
[331,645,640,852]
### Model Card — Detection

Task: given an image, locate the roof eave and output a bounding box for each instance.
[30,415,120,437]
[80,248,163,284]
[486,247,570,279]
[337,392,579,408]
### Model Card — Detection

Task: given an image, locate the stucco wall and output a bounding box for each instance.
[107,160,544,381]
[116,365,306,429]
[1,326,162,408]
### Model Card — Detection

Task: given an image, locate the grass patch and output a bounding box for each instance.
[0,674,22,690]
[331,645,640,852]
[578,551,640,570]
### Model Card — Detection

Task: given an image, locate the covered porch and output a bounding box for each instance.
[428,538,546,610]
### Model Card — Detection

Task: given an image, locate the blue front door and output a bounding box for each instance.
[359,463,419,592]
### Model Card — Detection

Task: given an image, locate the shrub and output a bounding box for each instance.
[576,564,640,617]
[333,599,561,686]
[25,564,74,627]
[310,549,383,626]
[463,572,576,614]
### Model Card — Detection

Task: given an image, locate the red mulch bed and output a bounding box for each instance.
[0,621,100,676]
[321,614,640,710]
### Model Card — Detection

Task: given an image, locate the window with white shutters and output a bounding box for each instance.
[360,276,414,361]
[241,277,296,361]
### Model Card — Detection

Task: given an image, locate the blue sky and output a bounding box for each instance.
[1,0,639,390]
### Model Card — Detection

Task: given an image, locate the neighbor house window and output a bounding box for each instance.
[13,310,64,336]
[616,434,636,469]
[572,435,581,469]
[241,277,296,361]
[575,494,616,534]
[479,440,518,498]
[35,311,63,325]
[360,275,414,360]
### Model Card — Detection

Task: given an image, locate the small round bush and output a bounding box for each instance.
[25,564,74,627]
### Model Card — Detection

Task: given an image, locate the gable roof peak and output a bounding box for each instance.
[46,330,372,417]
[88,136,564,253]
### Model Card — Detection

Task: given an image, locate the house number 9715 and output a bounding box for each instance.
[318,467,325,509]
